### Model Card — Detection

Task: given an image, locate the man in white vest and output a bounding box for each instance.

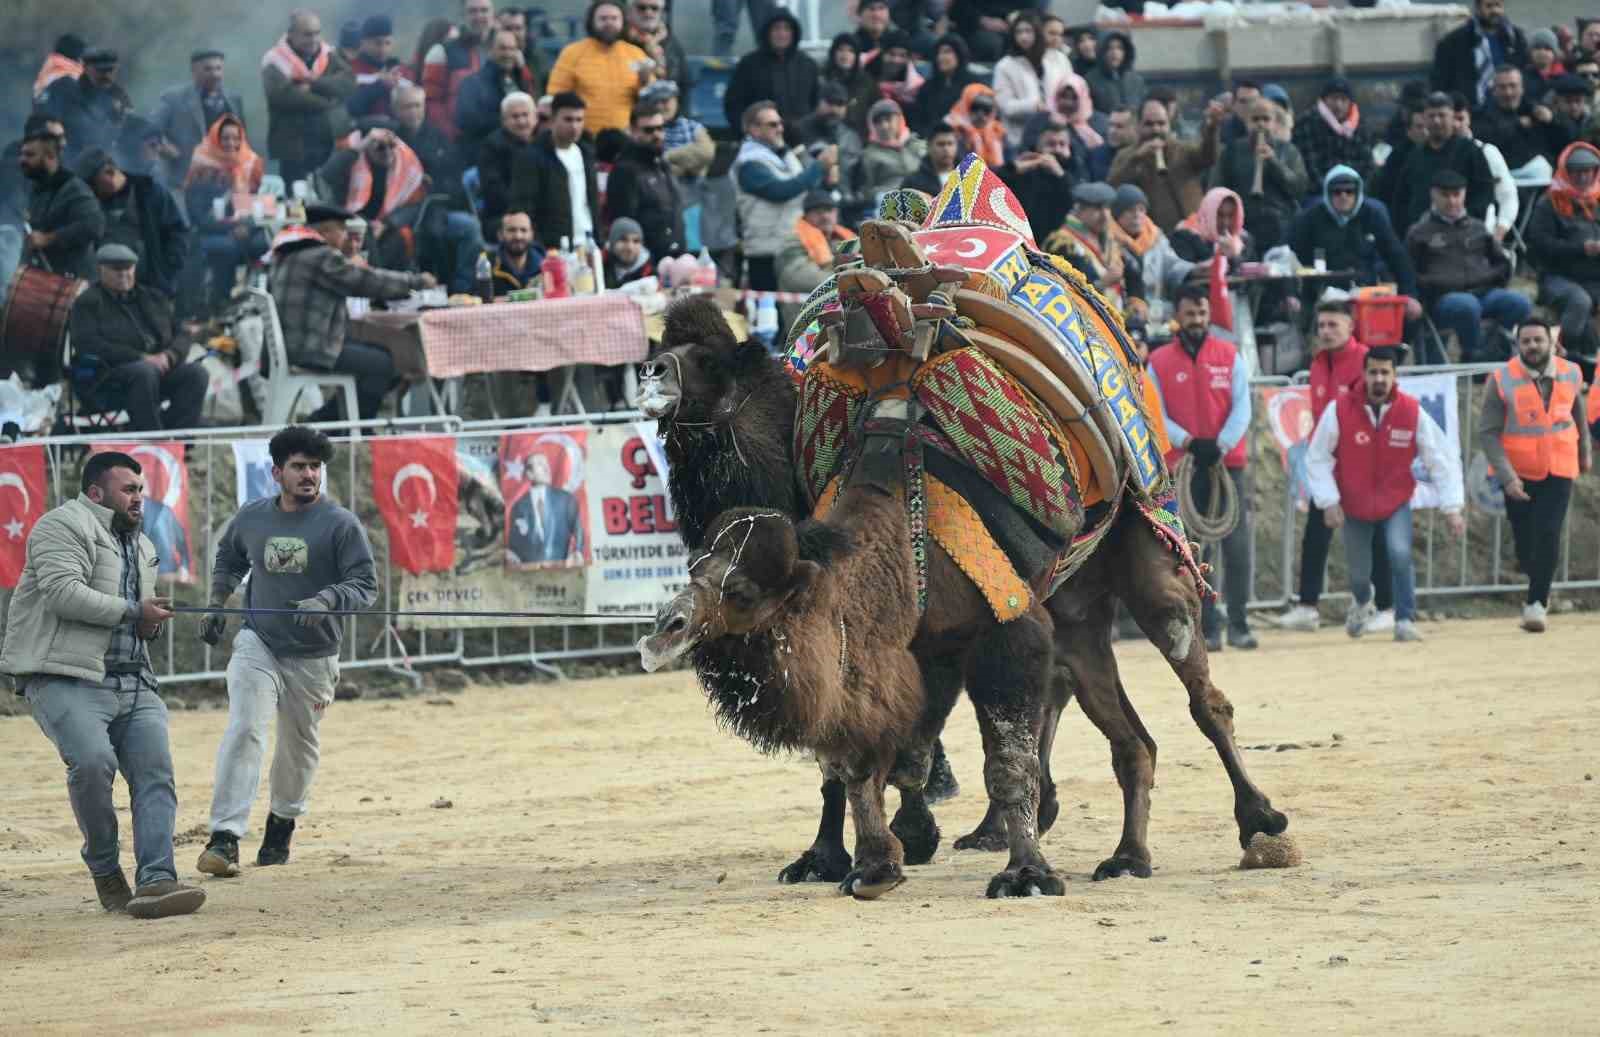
[732,99,837,291]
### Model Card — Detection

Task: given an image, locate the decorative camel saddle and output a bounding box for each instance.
[784,154,1196,620]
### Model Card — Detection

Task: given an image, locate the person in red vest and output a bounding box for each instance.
[1477,316,1592,632]
[1306,346,1465,642]
[1148,283,1257,651]
[1274,298,1396,634]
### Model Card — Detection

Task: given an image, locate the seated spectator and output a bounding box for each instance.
[946,85,1006,169]
[1454,95,1521,243]
[19,126,103,280]
[1214,98,1310,251]
[342,216,369,264]
[1110,97,1224,233]
[1372,103,1427,216]
[603,217,654,288]
[78,149,187,301]
[152,50,244,189]
[902,122,959,196]
[510,92,600,252]
[1085,30,1146,115]
[268,203,436,421]
[1524,29,1568,103]
[1067,26,1098,76]
[852,0,892,62]
[641,81,714,179]
[1105,104,1138,155]
[998,121,1081,239]
[497,8,550,99]
[733,101,836,291]
[820,34,877,135]
[792,82,864,190]
[491,210,544,295]
[1108,184,1193,320]
[857,100,926,212]
[547,0,653,135]
[394,84,464,206]
[347,16,407,120]
[456,29,536,167]
[1576,18,1600,60]
[865,30,924,111]
[1289,166,1420,311]
[37,47,131,163]
[1406,169,1530,363]
[1219,80,1264,148]
[335,20,362,67]
[183,114,269,314]
[907,35,979,139]
[723,10,817,135]
[1024,75,1111,181]
[1170,187,1256,267]
[68,244,207,432]
[1476,65,1558,172]
[627,0,691,114]
[993,13,1070,152]
[1430,0,1529,108]
[949,0,1028,64]
[32,33,85,103]
[1293,77,1376,188]
[1393,92,1497,233]
[1525,142,1600,361]
[479,93,541,231]
[422,0,493,139]
[1045,182,1143,314]
[778,192,856,298]
[1546,75,1596,153]
[606,104,685,259]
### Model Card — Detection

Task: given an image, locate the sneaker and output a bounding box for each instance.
[126,879,206,920]
[1205,632,1223,653]
[1345,601,1376,639]
[1521,602,1547,633]
[257,813,295,867]
[1272,604,1320,631]
[1393,619,1423,642]
[1227,626,1259,650]
[197,832,241,878]
[1363,608,1396,635]
[94,870,133,912]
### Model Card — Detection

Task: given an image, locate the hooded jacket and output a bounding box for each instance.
[1524,143,1600,283]
[1085,32,1146,115]
[724,11,819,131]
[906,35,980,137]
[821,34,880,135]
[1288,165,1417,298]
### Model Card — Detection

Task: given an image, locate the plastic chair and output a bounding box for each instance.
[249,288,361,434]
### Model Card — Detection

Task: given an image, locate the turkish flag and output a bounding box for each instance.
[370,436,458,574]
[88,441,194,583]
[1208,251,1234,332]
[0,444,48,588]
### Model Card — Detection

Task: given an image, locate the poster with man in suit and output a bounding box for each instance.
[501,430,588,569]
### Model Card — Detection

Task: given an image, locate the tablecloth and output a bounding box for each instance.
[416,295,648,378]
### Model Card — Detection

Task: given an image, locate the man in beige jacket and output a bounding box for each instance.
[0,452,204,919]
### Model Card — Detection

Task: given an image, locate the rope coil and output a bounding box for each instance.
[1173,454,1240,544]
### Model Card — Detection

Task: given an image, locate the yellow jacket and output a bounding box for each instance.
[546,38,650,134]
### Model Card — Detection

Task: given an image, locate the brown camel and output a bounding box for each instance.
[640,296,1287,890]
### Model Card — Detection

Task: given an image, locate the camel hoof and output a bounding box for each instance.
[1037,790,1060,836]
[890,808,941,866]
[1235,800,1289,850]
[1092,855,1153,881]
[952,827,1009,852]
[839,861,906,900]
[924,752,960,804]
[778,847,852,885]
[985,865,1066,899]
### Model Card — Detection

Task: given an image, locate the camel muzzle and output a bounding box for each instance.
[636,360,678,418]
[637,598,696,673]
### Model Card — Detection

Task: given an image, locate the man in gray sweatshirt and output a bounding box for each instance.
[195,426,376,876]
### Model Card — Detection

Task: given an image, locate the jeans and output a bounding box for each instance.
[26,678,177,887]
[1192,465,1253,636]
[711,0,778,55]
[304,340,397,421]
[208,628,339,837]
[746,255,779,291]
[1539,275,1600,358]
[442,210,487,294]
[1342,505,1415,621]
[1504,475,1574,606]
[93,359,209,432]
[199,230,267,312]
[1433,289,1532,363]
[1299,503,1392,609]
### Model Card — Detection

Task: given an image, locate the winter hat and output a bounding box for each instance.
[608,217,643,245]
[1262,83,1291,110]
[1530,28,1560,52]
[1112,184,1148,217]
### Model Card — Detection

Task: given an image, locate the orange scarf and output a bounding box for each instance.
[946,84,1006,169]
[345,135,428,219]
[794,216,857,266]
[269,224,327,255]
[1109,216,1162,257]
[261,36,332,82]
[1550,142,1600,220]
[33,53,82,99]
[184,114,265,193]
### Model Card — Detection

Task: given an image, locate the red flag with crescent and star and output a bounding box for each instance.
[87,441,194,583]
[370,435,459,574]
[0,444,48,588]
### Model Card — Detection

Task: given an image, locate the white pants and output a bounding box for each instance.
[208,628,338,838]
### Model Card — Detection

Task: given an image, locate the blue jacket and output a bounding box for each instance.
[1288,165,1417,298]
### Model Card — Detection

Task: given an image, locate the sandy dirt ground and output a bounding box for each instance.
[2,614,1596,1034]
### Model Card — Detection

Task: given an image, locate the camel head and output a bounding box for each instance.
[638,295,747,424]
[637,508,821,672]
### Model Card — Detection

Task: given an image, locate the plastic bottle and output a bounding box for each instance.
[573,233,597,295]
[541,246,569,299]
[475,251,494,303]
[693,247,718,289]
[753,292,779,349]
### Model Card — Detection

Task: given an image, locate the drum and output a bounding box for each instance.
[0,267,85,378]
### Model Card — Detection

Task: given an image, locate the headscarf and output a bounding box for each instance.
[946,84,1006,169]
[344,132,428,219]
[1179,187,1245,243]
[1549,142,1600,220]
[184,114,265,192]
[1051,72,1103,148]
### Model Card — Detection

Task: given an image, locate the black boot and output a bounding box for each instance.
[257,813,295,867]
